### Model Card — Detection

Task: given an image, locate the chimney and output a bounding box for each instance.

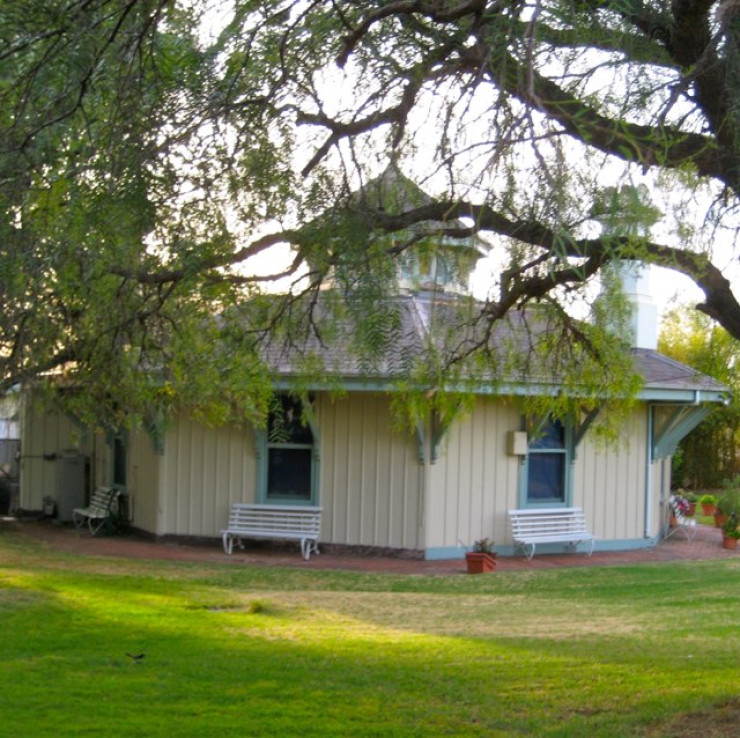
[591,185,661,350]
[613,261,658,350]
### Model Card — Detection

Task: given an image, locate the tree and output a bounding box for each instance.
[659,307,740,487]
[1,0,739,426]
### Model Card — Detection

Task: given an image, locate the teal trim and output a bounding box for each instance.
[273,376,728,405]
[415,421,426,464]
[590,537,658,552]
[570,407,601,460]
[430,408,457,463]
[424,537,657,560]
[254,427,267,503]
[414,409,459,464]
[146,412,166,455]
[518,416,573,508]
[424,546,479,561]
[255,399,319,506]
[652,405,713,460]
[106,430,127,490]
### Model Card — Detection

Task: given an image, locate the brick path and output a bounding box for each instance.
[3,516,735,575]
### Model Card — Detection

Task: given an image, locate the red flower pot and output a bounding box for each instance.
[721,536,738,550]
[465,552,497,574]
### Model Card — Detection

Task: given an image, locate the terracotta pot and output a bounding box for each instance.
[721,536,738,550]
[669,514,678,528]
[714,513,728,528]
[701,503,717,516]
[687,503,696,517]
[465,552,497,574]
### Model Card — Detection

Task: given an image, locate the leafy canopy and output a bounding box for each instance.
[2,0,739,427]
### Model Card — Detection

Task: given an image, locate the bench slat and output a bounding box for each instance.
[508,507,594,560]
[222,504,322,560]
[72,488,120,536]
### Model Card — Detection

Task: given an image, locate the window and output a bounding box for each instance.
[112,434,126,488]
[525,418,568,506]
[260,396,317,504]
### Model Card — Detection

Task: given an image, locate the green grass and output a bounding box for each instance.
[1,525,738,737]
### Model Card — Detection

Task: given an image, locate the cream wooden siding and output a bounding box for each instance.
[574,409,649,541]
[318,393,422,550]
[429,402,663,550]
[427,400,522,550]
[126,430,161,534]
[20,398,95,510]
[158,417,255,537]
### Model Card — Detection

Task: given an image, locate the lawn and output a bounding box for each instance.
[1,524,738,737]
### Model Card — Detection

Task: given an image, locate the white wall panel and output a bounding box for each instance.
[427,401,522,550]
[159,417,255,537]
[317,393,422,550]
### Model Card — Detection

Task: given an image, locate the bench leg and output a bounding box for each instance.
[301,538,319,561]
[222,533,233,555]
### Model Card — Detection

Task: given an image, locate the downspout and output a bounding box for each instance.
[644,404,653,538]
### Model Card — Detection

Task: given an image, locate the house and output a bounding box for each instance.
[16,173,729,559]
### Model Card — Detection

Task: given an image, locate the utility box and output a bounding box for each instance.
[507,431,528,456]
[56,454,88,522]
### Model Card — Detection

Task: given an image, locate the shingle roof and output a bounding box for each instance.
[261,292,729,401]
[631,349,727,393]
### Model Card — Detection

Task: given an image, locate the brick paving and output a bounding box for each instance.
[3,516,735,575]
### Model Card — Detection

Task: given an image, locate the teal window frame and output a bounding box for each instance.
[255,396,319,505]
[108,431,127,490]
[518,417,573,508]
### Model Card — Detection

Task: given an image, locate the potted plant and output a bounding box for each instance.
[465,538,497,573]
[721,514,740,550]
[699,493,718,516]
[684,492,698,517]
[714,498,729,529]
[715,484,740,528]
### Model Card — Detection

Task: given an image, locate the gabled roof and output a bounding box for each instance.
[354,163,491,257]
[262,292,729,405]
[631,349,728,400]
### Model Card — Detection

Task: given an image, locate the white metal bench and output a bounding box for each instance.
[508,507,595,560]
[221,503,322,560]
[72,487,121,535]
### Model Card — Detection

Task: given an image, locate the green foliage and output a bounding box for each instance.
[3,1,740,435]
[659,309,740,487]
[717,481,740,517]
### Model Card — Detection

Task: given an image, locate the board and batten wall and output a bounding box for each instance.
[152,394,423,548]
[156,417,256,538]
[425,399,522,557]
[21,390,671,553]
[125,429,162,535]
[573,406,666,545]
[318,392,423,551]
[426,401,664,557]
[20,396,108,511]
